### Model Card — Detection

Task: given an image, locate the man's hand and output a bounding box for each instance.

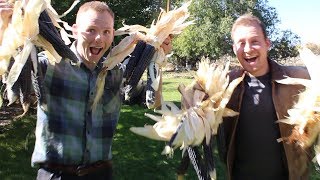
[160,34,173,55]
[0,0,13,26]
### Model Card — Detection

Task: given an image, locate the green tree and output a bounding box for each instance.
[171,0,300,66]
[51,0,160,29]
[269,30,300,60]
[51,0,162,44]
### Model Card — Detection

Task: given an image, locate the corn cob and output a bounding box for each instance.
[92,33,140,110]
[123,40,146,80]
[202,138,216,179]
[3,59,19,105]
[38,10,78,65]
[1,0,79,101]
[187,147,208,180]
[130,58,244,155]
[128,44,156,87]
[111,1,193,109]
[123,43,155,101]
[146,62,158,108]
[187,140,216,180]
[31,51,47,110]
[16,55,33,117]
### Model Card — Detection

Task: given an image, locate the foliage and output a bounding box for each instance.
[171,0,301,67]
[269,30,300,60]
[51,0,162,30]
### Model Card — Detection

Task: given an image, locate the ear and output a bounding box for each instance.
[266,38,271,49]
[71,24,78,38]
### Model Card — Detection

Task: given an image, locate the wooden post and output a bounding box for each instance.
[166,0,170,12]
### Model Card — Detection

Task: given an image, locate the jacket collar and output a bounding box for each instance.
[268,59,288,81]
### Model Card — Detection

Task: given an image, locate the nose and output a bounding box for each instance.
[95,33,102,43]
[244,42,252,53]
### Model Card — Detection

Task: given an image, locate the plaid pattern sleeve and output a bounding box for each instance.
[31,58,123,166]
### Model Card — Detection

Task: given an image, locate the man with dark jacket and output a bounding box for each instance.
[218,14,311,180]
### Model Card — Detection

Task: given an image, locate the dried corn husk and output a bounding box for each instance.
[276,48,320,165]
[0,0,79,93]
[93,1,193,110]
[114,1,194,109]
[130,58,244,156]
[92,33,142,110]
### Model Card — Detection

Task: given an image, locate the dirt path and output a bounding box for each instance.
[0,101,36,127]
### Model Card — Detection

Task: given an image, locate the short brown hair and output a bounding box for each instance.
[76,1,114,21]
[231,13,267,40]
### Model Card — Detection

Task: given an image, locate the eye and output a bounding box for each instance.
[103,30,111,35]
[237,41,245,47]
[88,29,95,33]
[252,40,258,44]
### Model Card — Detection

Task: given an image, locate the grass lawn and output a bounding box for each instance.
[0,71,319,179]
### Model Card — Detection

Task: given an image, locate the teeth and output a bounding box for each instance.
[90,47,102,55]
[245,57,257,62]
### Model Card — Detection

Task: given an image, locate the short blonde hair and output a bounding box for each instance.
[231,13,267,40]
[76,1,114,22]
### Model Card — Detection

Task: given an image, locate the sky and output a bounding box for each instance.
[268,0,320,44]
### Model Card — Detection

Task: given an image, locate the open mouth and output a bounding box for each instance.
[90,47,103,55]
[245,57,257,63]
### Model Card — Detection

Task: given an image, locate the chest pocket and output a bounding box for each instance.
[102,68,123,112]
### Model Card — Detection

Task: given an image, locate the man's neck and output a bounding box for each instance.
[82,60,97,71]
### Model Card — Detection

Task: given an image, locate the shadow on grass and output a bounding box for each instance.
[113,104,198,180]
[113,104,229,180]
[0,116,37,180]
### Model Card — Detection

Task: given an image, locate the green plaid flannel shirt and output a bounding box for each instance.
[31,49,123,166]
